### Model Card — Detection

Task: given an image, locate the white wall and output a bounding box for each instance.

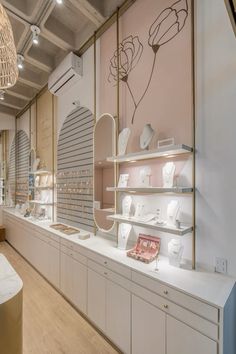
[196,0,236,276]
[0,114,15,130]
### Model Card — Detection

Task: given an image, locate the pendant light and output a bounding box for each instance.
[0,4,18,89]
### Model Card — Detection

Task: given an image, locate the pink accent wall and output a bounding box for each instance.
[99,0,193,151]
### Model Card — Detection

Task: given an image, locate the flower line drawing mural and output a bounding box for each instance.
[108,0,189,124]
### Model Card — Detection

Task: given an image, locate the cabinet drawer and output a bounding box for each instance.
[61,244,87,265]
[88,260,132,291]
[86,251,131,279]
[132,271,219,323]
[132,282,218,341]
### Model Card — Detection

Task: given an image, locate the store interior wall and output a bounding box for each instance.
[4,0,236,276]
[196,0,236,276]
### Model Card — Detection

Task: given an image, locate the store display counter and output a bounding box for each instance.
[0,253,23,354]
[3,208,236,354]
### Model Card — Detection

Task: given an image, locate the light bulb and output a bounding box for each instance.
[0,91,5,100]
[56,0,63,4]
[17,54,24,69]
[33,35,39,45]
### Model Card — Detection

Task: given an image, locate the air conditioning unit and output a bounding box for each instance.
[48,52,83,96]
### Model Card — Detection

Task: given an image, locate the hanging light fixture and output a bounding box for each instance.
[0,90,5,100]
[31,25,40,45]
[0,4,18,89]
[17,54,24,70]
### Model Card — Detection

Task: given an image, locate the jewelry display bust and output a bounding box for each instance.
[162,162,175,188]
[122,195,132,217]
[168,238,184,267]
[139,167,151,187]
[118,128,131,156]
[118,223,132,250]
[118,174,129,187]
[140,124,154,150]
[167,200,180,226]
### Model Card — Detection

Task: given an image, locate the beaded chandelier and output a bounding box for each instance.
[0,4,18,89]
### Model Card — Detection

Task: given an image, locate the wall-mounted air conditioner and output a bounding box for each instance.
[48,52,83,96]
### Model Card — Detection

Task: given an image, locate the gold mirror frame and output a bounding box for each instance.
[93,113,116,233]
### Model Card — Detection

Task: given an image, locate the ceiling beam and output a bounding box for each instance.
[18,77,42,90]
[6,90,30,101]
[68,0,105,26]
[0,101,22,110]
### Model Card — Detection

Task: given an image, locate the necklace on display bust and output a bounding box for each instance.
[140,124,154,150]
[162,162,176,188]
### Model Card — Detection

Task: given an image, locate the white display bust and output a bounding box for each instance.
[118,223,132,250]
[118,128,131,156]
[162,162,175,188]
[167,200,180,226]
[168,239,184,267]
[122,195,132,217]
[140,124,154,150]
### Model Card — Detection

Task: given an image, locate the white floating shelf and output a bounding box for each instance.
[107,214,193,236]
[29,170,52,175]
[107,187,193,194]
[107,144,193,163]
[29,200,53,205]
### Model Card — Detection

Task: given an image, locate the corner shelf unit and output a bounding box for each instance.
[107,214,192,236]
[107,187,193,194]
[107,144,193,163]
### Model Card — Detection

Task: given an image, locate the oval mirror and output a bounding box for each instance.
[94,113,116,232]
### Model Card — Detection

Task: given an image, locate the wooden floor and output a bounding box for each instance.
[0,242,119,354]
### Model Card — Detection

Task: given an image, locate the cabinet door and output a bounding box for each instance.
[106,280,131,354]
[132,295,165,354]
[60,252,87,313]
[87,268,106,331]
[166,315,217,354]
[47,243,60,289]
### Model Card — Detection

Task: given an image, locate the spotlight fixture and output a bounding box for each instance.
[17,54,24,70]
[56,0,63,4]
[30,25,40,45]
[0,90,5,100]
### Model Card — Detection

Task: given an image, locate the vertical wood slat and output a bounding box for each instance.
[57,106,94,231]
[9,130,30,205]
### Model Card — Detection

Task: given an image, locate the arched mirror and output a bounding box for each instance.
[94,113,116,232]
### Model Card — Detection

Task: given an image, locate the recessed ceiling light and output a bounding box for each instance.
[30,25,40,45]
[17,54,24,70]
[56,0,63,4]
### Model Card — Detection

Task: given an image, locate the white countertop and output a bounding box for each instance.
[0,253,23,305]
[3,208,236,308]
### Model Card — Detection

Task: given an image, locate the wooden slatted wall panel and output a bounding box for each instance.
[9,136,16,203]
[57,107,94,231]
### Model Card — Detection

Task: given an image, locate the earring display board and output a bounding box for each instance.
[57,106,94,231]
[9,130,30,205]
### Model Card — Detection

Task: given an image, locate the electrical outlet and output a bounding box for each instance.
[215,257,227,274]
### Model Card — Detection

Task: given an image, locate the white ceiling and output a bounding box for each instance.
[0,0,124,116]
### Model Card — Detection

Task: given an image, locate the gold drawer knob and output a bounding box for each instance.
[163,304,168,309]
[164,290,168,295]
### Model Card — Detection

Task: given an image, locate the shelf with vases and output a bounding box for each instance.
[107,144,193,163]
[106,187,193,194]
[29,200,53,205]
[107,214,193,236]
